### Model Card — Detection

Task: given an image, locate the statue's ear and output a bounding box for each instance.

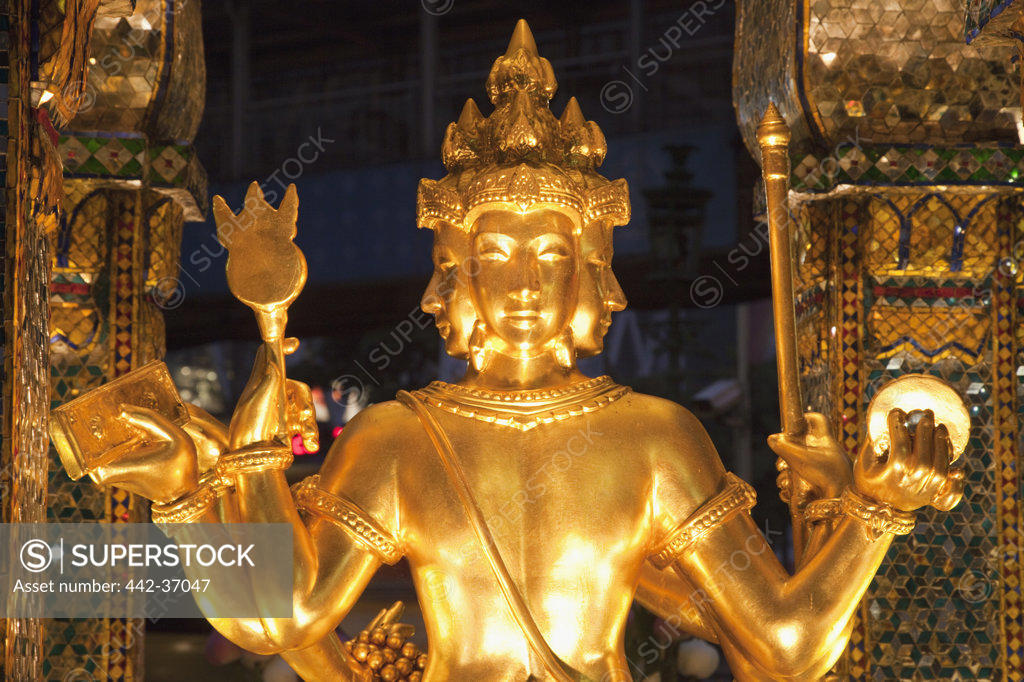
[552,330,576,369]
[468,320,490,372]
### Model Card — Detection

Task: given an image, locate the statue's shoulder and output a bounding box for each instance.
[320,399,426,482]
[327,399,423,456]
[616,390,719,460]
[618,390,704,431]
[339,399,421,442]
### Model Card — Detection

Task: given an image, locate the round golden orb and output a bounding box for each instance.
[866,374,970,458]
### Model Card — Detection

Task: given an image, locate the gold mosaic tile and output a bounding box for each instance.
[735,0,1018,157]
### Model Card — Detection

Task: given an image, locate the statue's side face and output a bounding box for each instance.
[421,224,475,358]
[572,219,627,356]
[470,209,578,351]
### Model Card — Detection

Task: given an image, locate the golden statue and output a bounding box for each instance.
[52,20,968,681]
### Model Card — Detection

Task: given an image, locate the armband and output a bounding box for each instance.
[649,472,757,569]
[291,474,402,565]
[804,496,842,525]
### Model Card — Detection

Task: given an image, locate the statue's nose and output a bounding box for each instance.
[510,286,539,303]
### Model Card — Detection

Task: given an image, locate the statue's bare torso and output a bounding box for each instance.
[324,388,721,680]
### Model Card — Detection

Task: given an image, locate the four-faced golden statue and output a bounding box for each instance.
[55,20,965,682]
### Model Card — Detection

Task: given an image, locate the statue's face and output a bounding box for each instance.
[421,224,475,358]
[572,220,626,356]
[470,209,578,351]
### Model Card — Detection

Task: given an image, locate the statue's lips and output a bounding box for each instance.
[503,310,542,328]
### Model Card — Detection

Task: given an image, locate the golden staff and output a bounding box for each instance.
[757,103,809,556]
[757,103,806,437]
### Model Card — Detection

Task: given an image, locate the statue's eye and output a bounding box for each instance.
[479,246,510,261]
[538,245,570,262]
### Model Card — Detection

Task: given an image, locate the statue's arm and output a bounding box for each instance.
[199,403,405,665]
[650,404,955,680]
[634,561,718,643]
[666,499,890,680]
[635,558,839,682]
[634,522,853,679]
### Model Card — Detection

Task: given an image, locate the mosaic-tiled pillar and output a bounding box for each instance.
[2,0,138,678]
[735,1,1024,679]
[43,0,206,679]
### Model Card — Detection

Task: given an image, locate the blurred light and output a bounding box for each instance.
[1012,108,1024,145]
[312,386,329,422]
[172,639,196,653]
[821,52,837,66]
[38,91,54,104]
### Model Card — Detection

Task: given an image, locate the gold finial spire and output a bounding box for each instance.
[486,19,556,105]
[457,98,484,128]
[560,97,585,127]
[505,18,539,57]
[756,102,791,151]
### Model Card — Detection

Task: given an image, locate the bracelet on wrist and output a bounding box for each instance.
[198,467,233,493]
[151,484,218,524]
[804,496,843,525]
[214,443,294,480]
[840,487,916,540]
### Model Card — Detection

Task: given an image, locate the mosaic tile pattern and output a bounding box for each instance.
[792,190,1024,680]
[0,0,206,679]
[733,0,817,160]
[59,133,208,221]
[46,187,166,682]
[861,192,1001,279]
[836,196,869,680]
[990,197,1024,677]
[72,0,205,141]
[46,137,201,682]
[792,145,1024,193]
[42,3,205,678]
[35,0,106,126]
[3,0,45,671]
[1,0,63,677]
[965,0,1021,45]
[794,201,833,418]
[735,0,1018,158]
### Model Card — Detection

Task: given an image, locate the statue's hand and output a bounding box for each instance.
[91,406,199,504]
[854,408,964,512]
[228,340,319,452]
[181,403,228,474]
[286,377,319,453]
[768,412,853,499]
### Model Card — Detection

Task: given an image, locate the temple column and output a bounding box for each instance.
[734,2,1024,678]
[40,0,205,679]
[1,0,143,677]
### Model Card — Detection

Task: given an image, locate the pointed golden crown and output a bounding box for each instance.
[417,20,630,232]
